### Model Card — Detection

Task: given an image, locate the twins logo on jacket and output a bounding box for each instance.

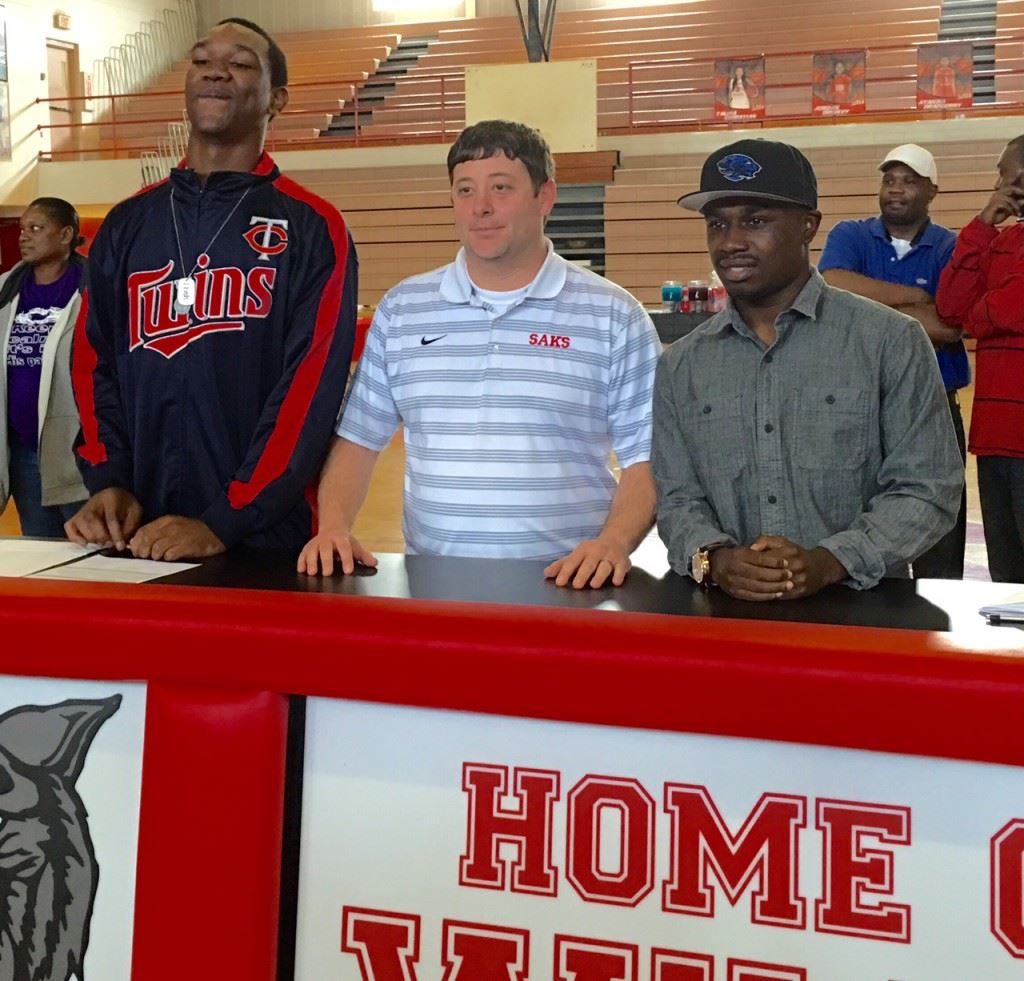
[127,215,288,360]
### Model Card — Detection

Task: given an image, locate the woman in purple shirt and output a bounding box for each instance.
[0,198,88,536]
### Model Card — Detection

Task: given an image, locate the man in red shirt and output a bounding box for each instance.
[937,136,1024,581]
[829,61,852,105]
[932,56,957,100]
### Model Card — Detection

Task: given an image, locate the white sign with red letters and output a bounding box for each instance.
[295,697,1024,980]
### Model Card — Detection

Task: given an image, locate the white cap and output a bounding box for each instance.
[879,144,938,184]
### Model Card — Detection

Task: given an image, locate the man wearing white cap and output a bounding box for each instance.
[818,143,968,579]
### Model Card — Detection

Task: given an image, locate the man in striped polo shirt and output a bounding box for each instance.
[298,120,661,588]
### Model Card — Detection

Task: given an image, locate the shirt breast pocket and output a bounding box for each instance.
[795,385,869,471]
[682,394,748,478]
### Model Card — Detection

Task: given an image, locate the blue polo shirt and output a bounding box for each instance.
[818,216,969,391]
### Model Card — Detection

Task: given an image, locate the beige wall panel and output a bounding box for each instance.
[331,192,452,210]
[357,242,454,260]
[196,0,470,33]
[464,60,596,152]
[348,224,458,243]
[195,0,693,31]
[474,0,682,14]
[195,0,680,32]
[345,208,452,226]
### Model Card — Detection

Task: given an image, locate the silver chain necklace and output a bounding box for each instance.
[169,186,252,311]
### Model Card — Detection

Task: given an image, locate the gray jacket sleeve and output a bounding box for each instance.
[652,352,737,578]
[817,319,963,588]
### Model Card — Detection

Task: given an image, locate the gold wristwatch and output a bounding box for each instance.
[691,544,723,586]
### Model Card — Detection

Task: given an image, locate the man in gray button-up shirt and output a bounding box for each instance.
[653,139,962,600]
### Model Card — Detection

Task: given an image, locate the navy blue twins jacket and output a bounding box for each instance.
[73,153,357,549]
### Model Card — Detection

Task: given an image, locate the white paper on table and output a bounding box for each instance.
[0,540,100,578]
[29,554,198,584]
[979,588,1024,622]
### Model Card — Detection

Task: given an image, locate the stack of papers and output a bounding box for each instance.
[0,540,99,578]
[0,539,197,584]
[30,554,197,584]
[979,590,1024,623]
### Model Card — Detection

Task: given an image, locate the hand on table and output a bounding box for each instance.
[297,528,378,575]
[128,516,225,561]
[64,488,143,550]
[544,536,632,589]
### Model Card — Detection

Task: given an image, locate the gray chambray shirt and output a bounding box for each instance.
[652,271,963,589]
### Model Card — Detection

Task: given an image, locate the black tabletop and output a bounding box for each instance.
[154,547,1024,637]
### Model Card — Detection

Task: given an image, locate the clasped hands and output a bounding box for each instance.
[708,535,846,601]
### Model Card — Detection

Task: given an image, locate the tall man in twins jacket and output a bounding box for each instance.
[66,18,357,560]
[653,139,962,601]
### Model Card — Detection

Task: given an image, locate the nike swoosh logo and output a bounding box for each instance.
[420,335,447,345]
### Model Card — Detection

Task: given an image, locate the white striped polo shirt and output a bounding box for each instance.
[338,242,660,560]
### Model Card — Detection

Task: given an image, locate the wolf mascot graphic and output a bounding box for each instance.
[0,695,121,981]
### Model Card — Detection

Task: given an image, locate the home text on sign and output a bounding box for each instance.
[338,762,1024,978]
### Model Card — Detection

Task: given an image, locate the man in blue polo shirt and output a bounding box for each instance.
[818,143,968,578]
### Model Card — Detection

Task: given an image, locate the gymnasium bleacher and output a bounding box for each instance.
[98,1,967,154]
[293,135,1008,307]
[298,151,619,303]
[605,137,1008,304]
[71,2,1024,308]
[995,0,1024,101]
[358,0,945,139]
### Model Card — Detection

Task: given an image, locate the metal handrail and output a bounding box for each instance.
[35,70,466,159]
[35,28,1024,162]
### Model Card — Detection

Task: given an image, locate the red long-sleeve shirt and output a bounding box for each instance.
[936,216,1024,458]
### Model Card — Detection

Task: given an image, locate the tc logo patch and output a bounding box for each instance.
[717,153,763,183]
[244,216,289,260]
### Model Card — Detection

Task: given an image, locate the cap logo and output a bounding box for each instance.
[717,153,762,183]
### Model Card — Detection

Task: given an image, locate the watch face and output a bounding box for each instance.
[692,550,707,583]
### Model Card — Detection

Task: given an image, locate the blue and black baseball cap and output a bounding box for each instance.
[677,138,818,212]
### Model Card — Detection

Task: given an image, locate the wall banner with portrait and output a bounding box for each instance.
[812,49,866,116]
[713,55,765,121]
[917,41,973,110]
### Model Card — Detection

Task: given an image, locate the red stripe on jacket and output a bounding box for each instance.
[74,176,170,469]
[70,289,107,465]
[227,175,350,509]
